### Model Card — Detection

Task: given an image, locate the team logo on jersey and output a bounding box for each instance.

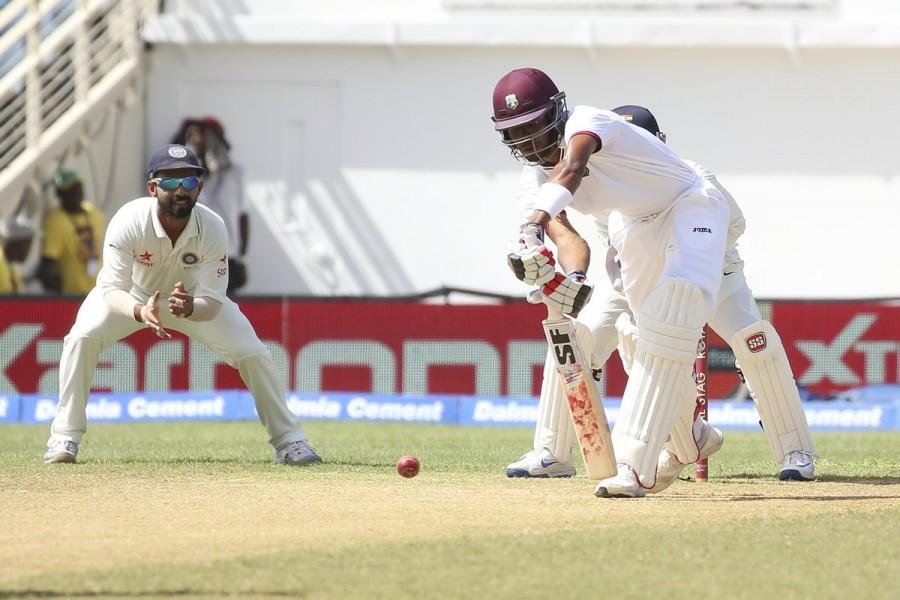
[181,252,198,265]
[746,332,767,353]
[138,250,154,267]
[505,94,518,110]
[168,146,187,158]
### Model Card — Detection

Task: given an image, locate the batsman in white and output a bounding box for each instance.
[42,144,321,466]
[494,67,731,498]
[507,104,817,488]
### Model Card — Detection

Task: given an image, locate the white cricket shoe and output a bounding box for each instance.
[274,440,323,466]
[43,440,78,464]
[779,450,817,481]
[646,423,725,494]
[594,464,646,498]
[505,448,576,478]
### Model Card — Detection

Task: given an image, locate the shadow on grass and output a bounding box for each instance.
[0,591,298,599]
[97,457,386,468]
[815,475,900,485]
[714,473,900,485]
[44,456,393,469]
[107,457,269,465]
[726,494,900,502]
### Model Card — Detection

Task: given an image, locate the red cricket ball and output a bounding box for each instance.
[396,455,420,478]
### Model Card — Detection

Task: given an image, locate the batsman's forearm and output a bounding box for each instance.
[526,209,552,228]
[557,236,591,275]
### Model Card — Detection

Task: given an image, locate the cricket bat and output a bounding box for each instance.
[539,299,617,480]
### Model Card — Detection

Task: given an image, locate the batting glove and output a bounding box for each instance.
[508,245,556,286]
[542,270,594,317]
[517,222,545,249]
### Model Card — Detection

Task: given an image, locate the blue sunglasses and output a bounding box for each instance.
[151,176,201,191]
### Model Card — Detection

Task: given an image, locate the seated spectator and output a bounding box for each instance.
[37,170,104,295]
[0,215,36,294]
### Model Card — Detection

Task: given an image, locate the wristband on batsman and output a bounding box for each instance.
[534,182,573,218]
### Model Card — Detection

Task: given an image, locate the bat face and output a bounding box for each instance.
[543,316,617,480]
[547,325,579,378]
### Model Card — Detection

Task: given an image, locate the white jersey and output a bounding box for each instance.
[687,161,746,273]
[516,142,747,273]
[598,162,745,275]
[517,106,700,221]
[98,197,229,304]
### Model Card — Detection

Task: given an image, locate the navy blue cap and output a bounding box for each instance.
[147,144,204,177]
[612,105,664,139]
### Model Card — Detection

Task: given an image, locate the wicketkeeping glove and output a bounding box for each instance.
[541,270,594,317]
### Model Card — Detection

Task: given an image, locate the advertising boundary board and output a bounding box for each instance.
[2,392,898,431]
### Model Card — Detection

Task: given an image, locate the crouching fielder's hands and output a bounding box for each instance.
[507,223,556,285]
[140,291,172,339]
[541,270,594,318]
[168,281,194,318]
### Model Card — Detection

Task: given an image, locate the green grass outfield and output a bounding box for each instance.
[2,422,899,599]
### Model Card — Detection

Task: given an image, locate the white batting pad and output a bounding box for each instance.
[615,312,638,376]
[612,281,706,488]
[662,397,703,465]
[615,310,699,462]
[730,320,815,462]
[532,346,578,461]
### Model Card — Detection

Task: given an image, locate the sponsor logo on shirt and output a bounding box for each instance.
[138,250,154,267]
[217,254,228,277]
[692,227,712,233]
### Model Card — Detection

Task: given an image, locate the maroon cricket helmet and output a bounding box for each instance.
[491,68,568,165]
[491,68,563,130]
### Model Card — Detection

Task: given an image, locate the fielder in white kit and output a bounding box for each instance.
[505,104,816,488]
[42,144,321,466]
[494,67,731,498]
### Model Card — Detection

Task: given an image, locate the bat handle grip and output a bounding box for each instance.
[527,288,566,320]
[545,304,565,320]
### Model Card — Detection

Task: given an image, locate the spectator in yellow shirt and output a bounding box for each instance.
[37,171,105,295]
[0,215,36,295]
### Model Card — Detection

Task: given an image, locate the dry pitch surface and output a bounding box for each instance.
[2,423,898,599]
[5,473,898,581]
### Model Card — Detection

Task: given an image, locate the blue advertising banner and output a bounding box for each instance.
[2,391,899,431]
[282,392,459,424]
[0,394,20,423]
[14,391,247,424]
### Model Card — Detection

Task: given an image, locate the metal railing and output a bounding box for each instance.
[0,0,157,199]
